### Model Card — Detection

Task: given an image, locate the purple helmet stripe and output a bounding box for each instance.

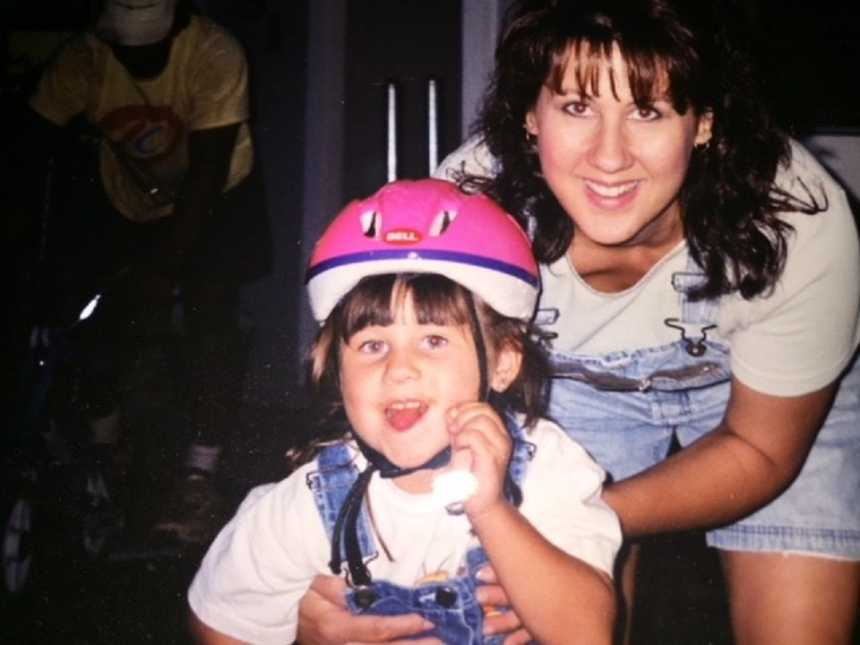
[305,249,539,288]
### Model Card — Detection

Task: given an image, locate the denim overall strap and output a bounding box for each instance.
[502,411,535,490]
[306,443,377,577]
[665,254,719,356]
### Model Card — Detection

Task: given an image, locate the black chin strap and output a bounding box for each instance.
[328,433,451,586]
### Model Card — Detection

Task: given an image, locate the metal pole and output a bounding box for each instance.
[387,81,398,182]
[428,78,438,174]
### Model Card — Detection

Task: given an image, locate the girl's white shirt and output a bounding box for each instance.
[188,417,621,645]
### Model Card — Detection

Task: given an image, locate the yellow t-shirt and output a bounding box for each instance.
[30,16,253,222]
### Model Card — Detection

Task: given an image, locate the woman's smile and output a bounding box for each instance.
[582,178,642,209]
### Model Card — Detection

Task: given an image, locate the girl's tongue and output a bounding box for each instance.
[385,402,427,431]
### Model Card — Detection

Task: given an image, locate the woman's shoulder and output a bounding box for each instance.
[435,135,497,181]
[776,139,851,215]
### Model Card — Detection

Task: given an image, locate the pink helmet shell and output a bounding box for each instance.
[306,179,539,323]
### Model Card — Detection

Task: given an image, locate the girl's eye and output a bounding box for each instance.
[423,334,448,350]
[358,339,387,354]
[563,100,592,117]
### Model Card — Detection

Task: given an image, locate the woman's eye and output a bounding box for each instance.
[563,100,591,117]
[632,105,661,121]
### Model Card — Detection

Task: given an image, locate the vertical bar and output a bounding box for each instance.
[387,81,397,182]
[428,78,438,174]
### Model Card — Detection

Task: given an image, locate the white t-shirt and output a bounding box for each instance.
[436,138,860,397]
[30,16,253,222]
[188,418,621,645]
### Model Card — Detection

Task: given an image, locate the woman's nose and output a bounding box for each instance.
[587,119,633,173]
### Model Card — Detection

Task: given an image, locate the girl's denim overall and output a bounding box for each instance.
[542,258,860,557]
[306,416,535,644]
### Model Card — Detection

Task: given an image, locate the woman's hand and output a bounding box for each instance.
[474,565,535,645]
[296,575,440,645]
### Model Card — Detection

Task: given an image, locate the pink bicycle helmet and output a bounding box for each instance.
[306,178,539,323]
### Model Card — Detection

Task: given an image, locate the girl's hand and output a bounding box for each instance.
[297,575,440,645]
[445,402,512,518]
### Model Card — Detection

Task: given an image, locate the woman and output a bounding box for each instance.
[297,1,860,642]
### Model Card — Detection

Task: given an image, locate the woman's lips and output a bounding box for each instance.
[583,179,641,208]
[385,400,427,432]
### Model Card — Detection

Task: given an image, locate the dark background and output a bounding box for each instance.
[2,1,858,643]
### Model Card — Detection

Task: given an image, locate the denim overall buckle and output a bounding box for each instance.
[664,318,716,357]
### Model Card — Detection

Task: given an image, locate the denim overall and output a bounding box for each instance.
[544,258,732,483]
[542,255,860,556]
[306,415,535,644]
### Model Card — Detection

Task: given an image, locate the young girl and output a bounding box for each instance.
[187,178,621,644]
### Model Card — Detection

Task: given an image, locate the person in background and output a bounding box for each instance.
[296,1,860,643]
[24,0,269,544]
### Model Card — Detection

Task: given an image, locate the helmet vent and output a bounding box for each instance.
[360,211,382,239]
[429,210,457,237]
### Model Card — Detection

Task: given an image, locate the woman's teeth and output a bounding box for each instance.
[584,179,639,198]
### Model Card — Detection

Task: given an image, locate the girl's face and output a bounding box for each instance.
[525,45,712,251]
[338,291,520,472]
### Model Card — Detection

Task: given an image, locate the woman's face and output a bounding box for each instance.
[525,45,712,250]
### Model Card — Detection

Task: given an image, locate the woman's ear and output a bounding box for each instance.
[490,345,523,393]
[525,110,539,137]
[695,110,714,146]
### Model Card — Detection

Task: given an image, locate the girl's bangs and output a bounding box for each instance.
[336,274,473,341]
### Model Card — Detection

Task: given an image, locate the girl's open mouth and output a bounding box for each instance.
[385,400,427,431]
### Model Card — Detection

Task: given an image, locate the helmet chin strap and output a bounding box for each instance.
[330,293,492,589]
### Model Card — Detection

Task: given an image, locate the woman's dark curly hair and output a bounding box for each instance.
[289,273,551,467]
[462,0,823,300]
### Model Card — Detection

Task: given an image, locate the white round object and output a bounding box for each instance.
[432,470,478,512]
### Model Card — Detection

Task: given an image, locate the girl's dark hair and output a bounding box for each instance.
[295,273,550,463]
[462,0,823,300]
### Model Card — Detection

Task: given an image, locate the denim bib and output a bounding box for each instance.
[306,414,535,644]
[538,255,860,559]
[539,257,732,484]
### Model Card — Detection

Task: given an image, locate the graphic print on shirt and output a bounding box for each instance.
[99,104,186,206]
[100,104,184,161]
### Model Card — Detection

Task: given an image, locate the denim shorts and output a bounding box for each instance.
[549,342,860,560]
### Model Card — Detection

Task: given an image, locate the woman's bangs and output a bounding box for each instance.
[550,37,678,109]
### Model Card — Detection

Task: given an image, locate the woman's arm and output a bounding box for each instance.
[470,500,616,645]
[605,377,837,537]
